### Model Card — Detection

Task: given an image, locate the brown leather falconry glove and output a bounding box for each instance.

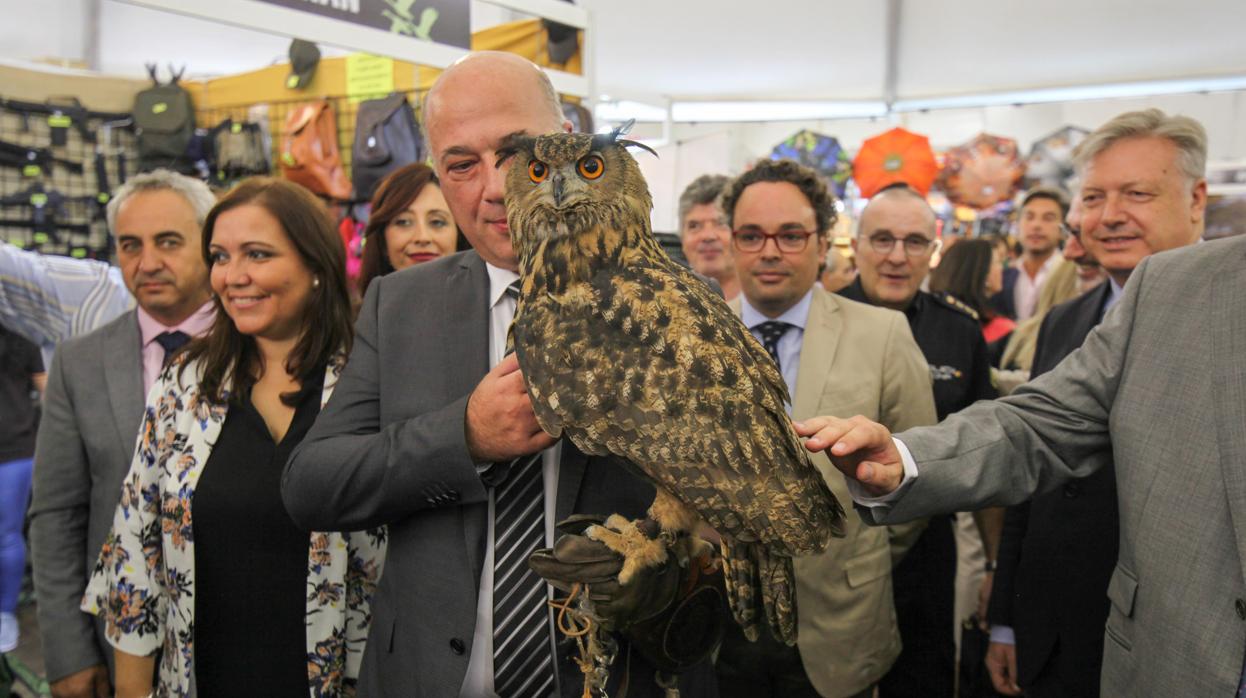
[529,514,725,674]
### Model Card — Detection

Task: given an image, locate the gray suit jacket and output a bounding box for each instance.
[29,310,144,682]
[284,250,717,698]
[859,235,1246,696]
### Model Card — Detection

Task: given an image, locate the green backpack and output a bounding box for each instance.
[133,64,196,174]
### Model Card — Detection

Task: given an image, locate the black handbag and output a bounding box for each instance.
[351,93,423,200]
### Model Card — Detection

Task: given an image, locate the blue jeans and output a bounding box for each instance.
[0,456,33,614]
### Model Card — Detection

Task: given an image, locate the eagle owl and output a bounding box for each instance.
[504,127,845,645]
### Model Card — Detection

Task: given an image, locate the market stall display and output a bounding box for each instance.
[937,133,1025,210]
[852,127,938,198]
[769,129,853,197]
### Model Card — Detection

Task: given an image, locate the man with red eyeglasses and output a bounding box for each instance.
[713,159,937,698]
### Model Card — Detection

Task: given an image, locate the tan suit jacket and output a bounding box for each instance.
[733,287,937,697]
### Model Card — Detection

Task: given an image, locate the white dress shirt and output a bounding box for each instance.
[460,263,561,698]
[740,289,814,410]
[1012,253,1062,322]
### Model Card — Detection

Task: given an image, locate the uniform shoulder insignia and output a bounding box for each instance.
[932,291,980,322]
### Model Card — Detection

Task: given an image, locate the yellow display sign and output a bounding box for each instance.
[345,53,394,102]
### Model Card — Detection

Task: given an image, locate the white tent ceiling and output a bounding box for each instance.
[3,0,1245,114]
[581,0,1246,104]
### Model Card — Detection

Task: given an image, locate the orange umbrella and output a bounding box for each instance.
[937,133,1026,210]
[852,127,939,198]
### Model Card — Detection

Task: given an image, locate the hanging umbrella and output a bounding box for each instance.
[770,129,853,197]
[851,127,938,198]
[937,133,1025,210]
[1024,125,1090,191]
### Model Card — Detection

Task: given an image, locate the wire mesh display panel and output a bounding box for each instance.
[0,100,136,259]
[195,90,426,202]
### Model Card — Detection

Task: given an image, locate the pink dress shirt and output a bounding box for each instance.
[136,302,216,393]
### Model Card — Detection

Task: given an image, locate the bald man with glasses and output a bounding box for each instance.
[838,185,999,698]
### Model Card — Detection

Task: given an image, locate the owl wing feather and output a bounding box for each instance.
[512,227,844,555]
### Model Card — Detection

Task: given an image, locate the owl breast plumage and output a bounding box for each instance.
[503,128,845,643]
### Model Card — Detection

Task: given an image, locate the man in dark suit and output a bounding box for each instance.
[28,170,215,698]
[838,186,998,698]
[282,51,716,698]
[981,110,1205,697]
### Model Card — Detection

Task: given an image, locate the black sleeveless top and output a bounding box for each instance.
[191,369,324,697]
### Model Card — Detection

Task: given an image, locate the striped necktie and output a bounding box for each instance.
[493,278,555,697]
[492,452,555,697]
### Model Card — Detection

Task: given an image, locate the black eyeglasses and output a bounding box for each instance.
[866,233,939,257]
[732,229,816,253]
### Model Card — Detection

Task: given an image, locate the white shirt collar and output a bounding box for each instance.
[485,263,520,309]
[740,288,814,331]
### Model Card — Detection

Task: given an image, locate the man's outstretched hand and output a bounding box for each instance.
[794,415,907,497]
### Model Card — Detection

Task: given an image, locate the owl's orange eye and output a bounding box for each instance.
[528,160,548,183]
[577,155,605,180]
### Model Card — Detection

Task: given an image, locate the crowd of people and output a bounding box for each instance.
[0,48,1235,698]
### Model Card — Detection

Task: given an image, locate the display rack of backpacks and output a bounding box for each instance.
[351,92,423,200]
[0,96,136,258]
[280,99,352,201]
[210,117,271,186]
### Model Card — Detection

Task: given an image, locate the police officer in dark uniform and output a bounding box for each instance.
[837,184,998,698]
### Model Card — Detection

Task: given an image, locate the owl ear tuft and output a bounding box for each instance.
[590,119,657,159]
[618,139,658,159]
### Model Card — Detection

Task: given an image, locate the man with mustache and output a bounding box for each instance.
[714,159,936,698]
[838,185,999,698]
[984,110,1205,698]
[28,170,215,698]
[679,174,740,299]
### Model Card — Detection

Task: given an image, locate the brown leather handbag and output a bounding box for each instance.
[280,100,352,200]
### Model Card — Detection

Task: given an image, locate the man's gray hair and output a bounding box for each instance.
[105,169,216,232]
[677,174,730,233]
[1073,108,1208,185]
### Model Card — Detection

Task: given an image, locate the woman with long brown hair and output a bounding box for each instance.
[929,237,1017,352]
[356,162,466,294]
[83,178,384,698]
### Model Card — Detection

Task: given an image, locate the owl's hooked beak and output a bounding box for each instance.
[552,172,566,206]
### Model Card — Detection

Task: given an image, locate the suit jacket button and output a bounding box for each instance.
[1236,599,1246,620]
[1063,483,1080,498]
[450,637,466,654]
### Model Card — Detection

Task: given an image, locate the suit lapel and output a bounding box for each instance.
[102,312,145,459]
[793,289,841,420]
[453,253,494,581]
[1210,249,1246,580]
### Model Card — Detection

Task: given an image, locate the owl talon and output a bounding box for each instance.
[586,515,669,585]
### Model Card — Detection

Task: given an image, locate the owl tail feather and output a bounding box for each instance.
[720,539,798,646]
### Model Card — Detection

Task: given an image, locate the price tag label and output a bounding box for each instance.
[22,164,42,178]
[29,193,48,207]
[48,114,72,128]
[33,232,50,244]
[71,248,88,258]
